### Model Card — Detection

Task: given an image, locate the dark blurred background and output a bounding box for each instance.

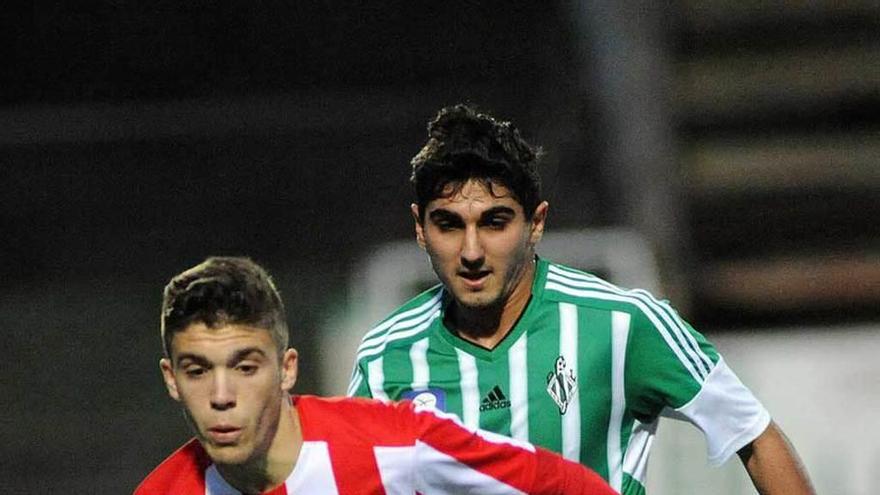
[2,2,878,492]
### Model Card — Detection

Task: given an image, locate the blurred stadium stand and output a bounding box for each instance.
[674,1,880,326]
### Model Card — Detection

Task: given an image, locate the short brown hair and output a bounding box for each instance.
[160,257,288,357]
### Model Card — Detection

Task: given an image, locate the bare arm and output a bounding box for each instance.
[738,421,814,495]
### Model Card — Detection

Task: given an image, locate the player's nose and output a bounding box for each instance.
[210,372,236,411]
[459,225,485,269]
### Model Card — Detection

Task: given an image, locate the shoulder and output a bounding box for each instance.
[543,260,711,340]
[134,439,209,494]
[296,394,400,417]
[295,395,418,445]
[353,285,444,364]
[542,260,657,315]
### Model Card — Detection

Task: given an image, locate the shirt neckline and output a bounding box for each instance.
[436,257,549,361]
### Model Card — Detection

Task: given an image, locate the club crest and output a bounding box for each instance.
[546,356,578,414]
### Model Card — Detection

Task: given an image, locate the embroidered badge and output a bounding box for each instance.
[546,356,578,414]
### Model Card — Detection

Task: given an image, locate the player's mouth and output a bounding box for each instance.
[458,270,491,290]
[207,424,243,444]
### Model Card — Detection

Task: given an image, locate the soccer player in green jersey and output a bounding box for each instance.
[347,104,814,494]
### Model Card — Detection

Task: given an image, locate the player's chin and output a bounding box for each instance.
[456,292,501,310]
[204,444,253,466]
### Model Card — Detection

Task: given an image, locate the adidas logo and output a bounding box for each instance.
[479,385,511,411]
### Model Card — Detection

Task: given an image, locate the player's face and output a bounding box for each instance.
[413,179,547,311]
[160,323,297,467]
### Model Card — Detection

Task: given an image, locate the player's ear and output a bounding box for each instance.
[280,348,299,392]
[528,201,549,245]
[159,358,181,402]
[411,203,426,250]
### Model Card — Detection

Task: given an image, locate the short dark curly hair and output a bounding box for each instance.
[410,104,542,220]
[160,257,288,358]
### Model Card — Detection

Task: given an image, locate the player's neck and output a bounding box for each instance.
[449,259,536,349]
[216,398,302,494]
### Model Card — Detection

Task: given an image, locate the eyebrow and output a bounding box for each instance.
[427,208,462,222]
[175,353,210,368]
[175,347,268,368]
[479,206,516,219]
[226,347,267,367]
[427,205,516,222]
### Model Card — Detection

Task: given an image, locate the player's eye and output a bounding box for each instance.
[429,212,464,232]
[435,220,461,231]
[184,367,207,378]
[482,216,510,229]
[236,364,258,375]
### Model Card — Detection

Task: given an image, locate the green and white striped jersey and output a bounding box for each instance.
[348,258,770,495]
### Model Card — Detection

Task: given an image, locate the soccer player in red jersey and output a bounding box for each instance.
[135,257,617,494]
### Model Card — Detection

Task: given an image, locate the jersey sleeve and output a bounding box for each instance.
[623,292,770,465]
[408,404,617,494]
[346,286,445,399]
[346,359,372,398]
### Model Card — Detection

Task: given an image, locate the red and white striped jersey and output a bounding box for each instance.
[135,395,616,494]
